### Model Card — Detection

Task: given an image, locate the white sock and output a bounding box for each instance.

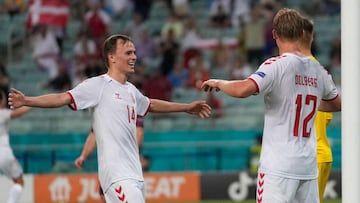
[6,183,23,203]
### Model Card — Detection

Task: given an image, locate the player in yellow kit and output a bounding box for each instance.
[300,17,334,203]
[315,111,333,203]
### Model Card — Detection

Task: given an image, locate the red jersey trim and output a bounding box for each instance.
[322,94,339,101]
[248,78,260,94]
[136,115,144,127]
[142,100,151,116]
[66,92,77,111]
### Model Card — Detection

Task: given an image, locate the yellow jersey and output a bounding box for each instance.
[316,111,333,163]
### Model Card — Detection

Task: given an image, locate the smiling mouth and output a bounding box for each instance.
[128,62,135,68]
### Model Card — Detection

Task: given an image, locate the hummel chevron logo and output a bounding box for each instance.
[257,173,265,203]
[115,93,121,99]
[258,180,264,187]
[115,185,128,203]
[115,186,122,194]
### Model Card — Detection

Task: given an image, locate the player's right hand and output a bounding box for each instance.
[201,79,220,92]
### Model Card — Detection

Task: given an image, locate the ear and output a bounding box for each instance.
[109,53,115,64]
[301,30,306,39]
[272,29,277,40]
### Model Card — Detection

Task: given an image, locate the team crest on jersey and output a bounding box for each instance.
[255,71,266,78]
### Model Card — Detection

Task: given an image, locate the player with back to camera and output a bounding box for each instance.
[8,34,211,203]
[0,90,31,203]
[201,8,341,203]
[299,16,335,203]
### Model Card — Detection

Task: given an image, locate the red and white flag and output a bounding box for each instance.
[27,0,69,30]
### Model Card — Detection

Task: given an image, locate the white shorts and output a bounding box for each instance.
[256,173,319,203]
[105,179,145,203]
[0,147,23,179]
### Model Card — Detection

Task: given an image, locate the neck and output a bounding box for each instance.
[278,41,300,55]
[278,40,308,57]
[107,69,128,84]
[299,45,312,57]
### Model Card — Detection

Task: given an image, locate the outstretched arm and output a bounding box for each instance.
[149,99,212,119]
[201,79,257,98]
[10,106,32,119]
[8,88,72,109]
[74,131,97,170]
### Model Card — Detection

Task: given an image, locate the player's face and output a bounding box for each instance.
[111,40,137,74]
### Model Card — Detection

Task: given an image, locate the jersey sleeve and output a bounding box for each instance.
[248,59,277,94]
[67,78,102,110]
[321,70,338,100]
[131,85,150,116]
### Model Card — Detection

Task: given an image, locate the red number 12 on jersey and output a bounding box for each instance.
[293,94,317,137]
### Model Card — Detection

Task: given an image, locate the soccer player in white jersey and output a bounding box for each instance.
[0,91,31,203]
[8,34,211,203]
[201,8,341,203]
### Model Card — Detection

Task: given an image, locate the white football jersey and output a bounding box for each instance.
[0,108,23,178]
[68,74,150,192]
[249,53,338,179]
[0,109,12,147]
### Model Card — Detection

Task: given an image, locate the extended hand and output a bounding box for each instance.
[187,100,212,118]
[201,79,220,92]
[8,88,26,109]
